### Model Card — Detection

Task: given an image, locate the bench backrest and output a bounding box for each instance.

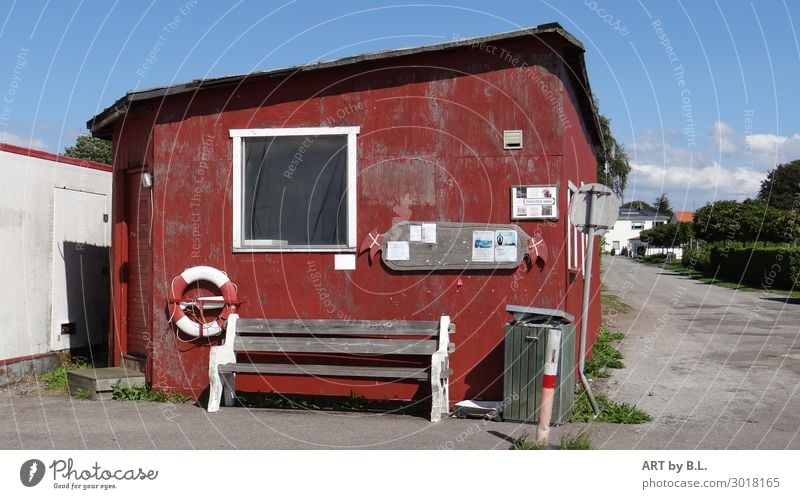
[233,318,442,357]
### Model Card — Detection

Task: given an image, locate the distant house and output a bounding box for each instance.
[670,211,694,224]
[603,208,671,254]
[0,143,111,386]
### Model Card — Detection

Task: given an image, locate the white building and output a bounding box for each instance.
[603,208,671,254]
[0,143,111,386]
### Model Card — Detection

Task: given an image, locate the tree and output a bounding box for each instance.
[622,200,655,211]
[757,160,800,211]
[737,199,781,243]
[640,222,693,250]
[596,114,631,199]
[64,135,112,165]
[653,193,673,216]
[675,222,693,246]
[693,200,741,243]
[694,199,798,244]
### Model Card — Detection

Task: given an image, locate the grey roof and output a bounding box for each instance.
[618,208,672,222]
[87,22,600,147]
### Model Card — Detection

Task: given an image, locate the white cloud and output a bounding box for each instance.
[624,122,800,208]
[745,132,800,166]
[709,121,742,156]
[0,132,47,150]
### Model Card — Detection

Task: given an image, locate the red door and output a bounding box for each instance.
[125,170,151,358]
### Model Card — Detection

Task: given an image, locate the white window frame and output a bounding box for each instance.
[230,126,360,252]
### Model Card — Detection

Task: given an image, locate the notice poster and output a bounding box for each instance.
[409,225,422,242]
[421,223,437,243]
[386,241,410,261]
[511,185,558,220]
[494,230,517,262]
[472,230,495,262]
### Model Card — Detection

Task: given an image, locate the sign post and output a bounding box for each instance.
[568,183,619,416]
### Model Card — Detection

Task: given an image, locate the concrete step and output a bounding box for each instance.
[67,367,146,401]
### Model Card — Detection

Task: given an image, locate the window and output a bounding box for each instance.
[231,127,359,251]
[631,222,644,230]
[654,221,666,226]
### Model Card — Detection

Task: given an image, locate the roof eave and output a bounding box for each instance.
[87,23,598,142]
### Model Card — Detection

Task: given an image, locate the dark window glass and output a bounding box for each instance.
[243,135,348,246]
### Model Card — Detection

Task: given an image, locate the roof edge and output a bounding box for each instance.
[86,23,585,136]
[0,142,112,172]
[88,22,596,143]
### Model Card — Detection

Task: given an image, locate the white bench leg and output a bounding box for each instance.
[208,314,238,413]
[430,352,447,423]
[208,344,235,412]
[208,348,224,412]
[222,373,235,407]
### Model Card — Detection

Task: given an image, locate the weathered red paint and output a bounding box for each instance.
[103,30,602,404]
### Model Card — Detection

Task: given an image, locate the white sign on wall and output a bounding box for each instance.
[510,185,558,220]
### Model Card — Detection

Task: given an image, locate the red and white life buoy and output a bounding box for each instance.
[167,266,238,337]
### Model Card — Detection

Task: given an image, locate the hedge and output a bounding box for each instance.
[682,244,800,290]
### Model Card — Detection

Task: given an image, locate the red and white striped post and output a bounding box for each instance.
[536,328,562,446]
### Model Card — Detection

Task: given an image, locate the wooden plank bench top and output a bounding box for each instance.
[236,318,440,335]
[208,314,455,422]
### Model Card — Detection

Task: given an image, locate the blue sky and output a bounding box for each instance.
[0,1,798,209]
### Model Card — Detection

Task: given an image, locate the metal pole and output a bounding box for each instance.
[579,225,601,415]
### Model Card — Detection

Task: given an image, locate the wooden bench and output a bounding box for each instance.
[207,314,455,422]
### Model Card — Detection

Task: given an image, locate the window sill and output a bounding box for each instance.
[232,246,357,254]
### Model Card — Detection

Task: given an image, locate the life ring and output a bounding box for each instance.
[167,266,238,337]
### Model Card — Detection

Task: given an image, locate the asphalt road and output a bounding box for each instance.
[596,256,800,449]
[0,388,540,450]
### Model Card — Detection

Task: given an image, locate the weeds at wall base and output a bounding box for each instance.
[511,431,593,450]
[572,390,651,424]
[584,327,625,379]
[111,384,190,404]
[39,358,91,391]
[559,431,592,449]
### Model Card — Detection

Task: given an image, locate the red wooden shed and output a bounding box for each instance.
[88,23,603,406]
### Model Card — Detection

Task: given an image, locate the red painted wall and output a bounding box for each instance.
[110,35,601,404]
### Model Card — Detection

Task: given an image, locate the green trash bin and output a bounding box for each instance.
[502,305,576,424]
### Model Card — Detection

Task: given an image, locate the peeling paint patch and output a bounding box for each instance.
[361,159,437,206]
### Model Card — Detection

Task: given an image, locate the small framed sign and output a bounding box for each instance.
[510,184,558,220]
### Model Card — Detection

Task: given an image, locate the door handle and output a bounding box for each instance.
[525,336,538,342]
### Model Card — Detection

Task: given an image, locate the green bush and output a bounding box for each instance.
[709,246,800,289]
[682,245,711,271]
[682,243,800,289]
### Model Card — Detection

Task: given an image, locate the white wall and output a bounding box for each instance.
[603,219,664,253]
[0,150,111,362]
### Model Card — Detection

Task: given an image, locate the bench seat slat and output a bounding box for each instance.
[234,336,437,355]
[219,363,430,381]
[236,319,439,336]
